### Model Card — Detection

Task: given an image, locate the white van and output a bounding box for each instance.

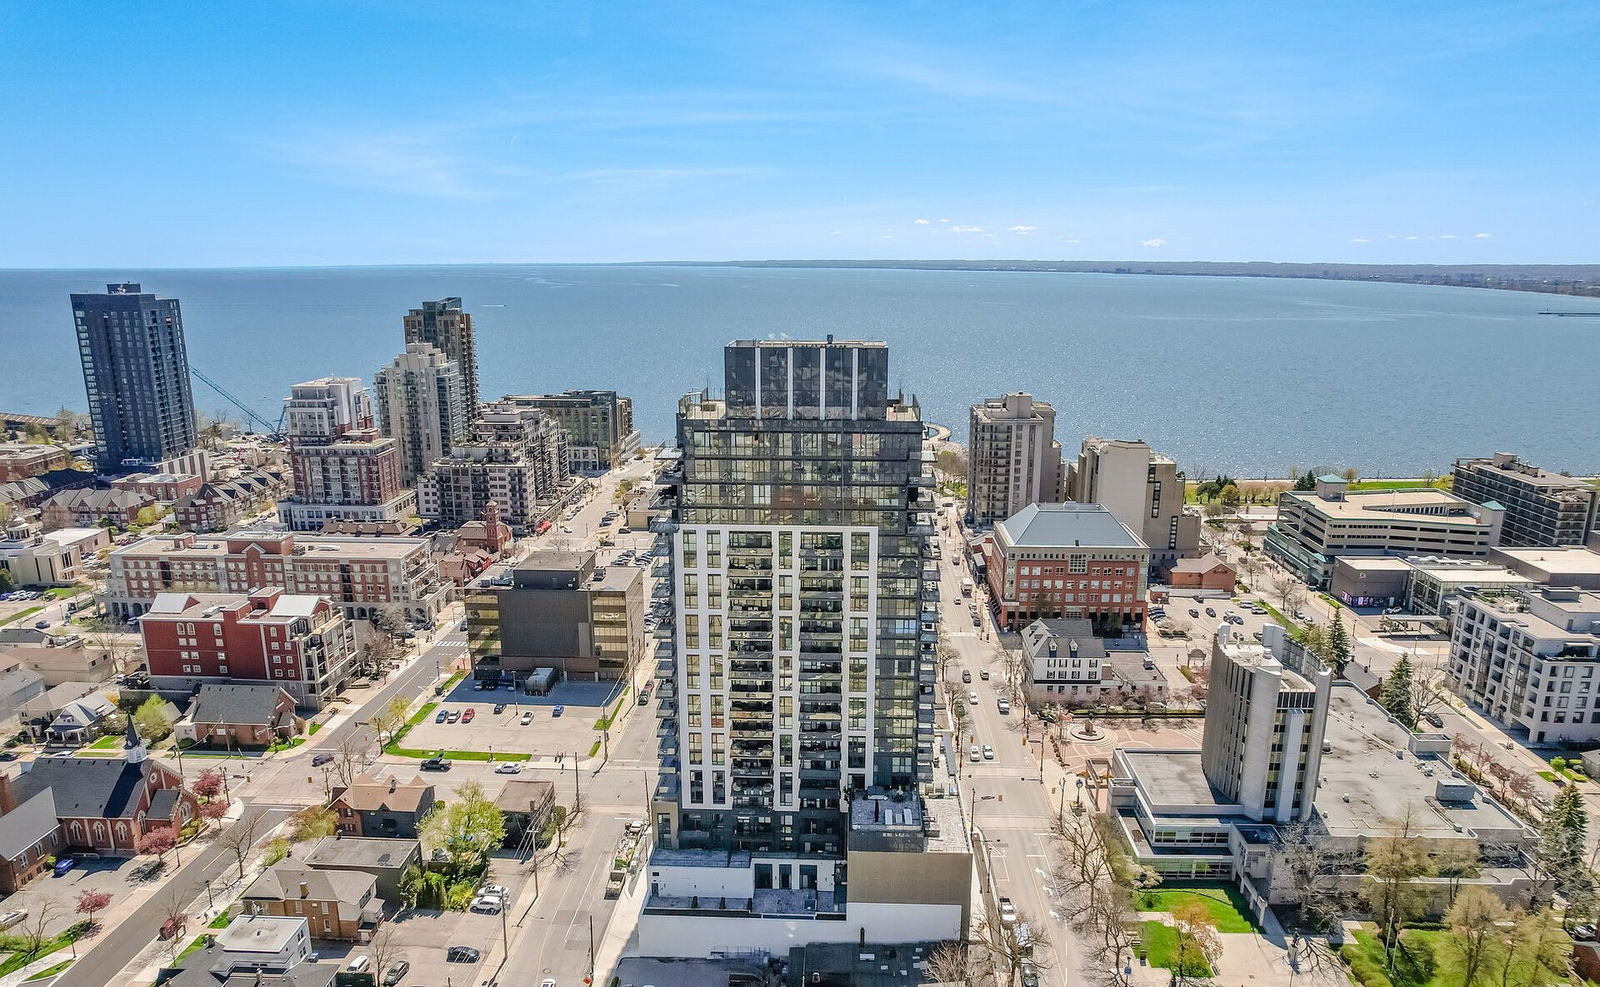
[347,956,371,973]
[997,698,1011,715]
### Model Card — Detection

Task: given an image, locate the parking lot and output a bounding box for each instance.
[405,678,632,760]
[1,854,164,939]
[371,851,534,987]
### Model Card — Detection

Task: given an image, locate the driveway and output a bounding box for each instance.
[0,856,150,938]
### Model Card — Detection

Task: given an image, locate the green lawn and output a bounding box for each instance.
[592,686,632,730]
[308,722,322,735]
[22,958,72,981]
[41,587,82,600]
[0,923,89,978]
[386,746,532,762]
[1134,883,1262,933]
[0,607,44,628]
[82,735,120,751]
[1257,599,1306,638]
[1139,921,1213,978]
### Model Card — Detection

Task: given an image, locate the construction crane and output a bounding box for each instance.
[187,365,283,438]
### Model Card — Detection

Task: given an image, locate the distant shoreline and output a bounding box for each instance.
[636,258,1600,299]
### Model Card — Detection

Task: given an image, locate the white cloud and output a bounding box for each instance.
[1404,235,1422,240]
[950,225,984,233]
[1437,234,1458,239]
[938,218,950,224]
[1007,225,1037,234]
[1140,238,1166,248]
[829,230,843,236]
[1474,232,1492,238]
[913,218,931,225]
[1061,239,1081,244]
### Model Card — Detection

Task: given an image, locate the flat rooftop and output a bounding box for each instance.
[1316,684,1524,840]
[214,915,305,953]
[1492,546,1600,575]
[1289,488,1490,526]
[304,836,417,869]
[1121,749,1229,811]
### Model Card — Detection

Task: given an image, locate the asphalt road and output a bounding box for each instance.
[54,805,292,987]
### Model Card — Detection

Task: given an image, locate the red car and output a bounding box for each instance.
[462,708,475,723]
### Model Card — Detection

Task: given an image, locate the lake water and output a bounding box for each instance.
[1,264,1594,477]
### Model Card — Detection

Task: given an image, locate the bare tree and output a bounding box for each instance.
[217,811,264,880]
[1170,901,1220,985]
[19,901,55,960]
[924,939,994,986]
[82,614,137,677]
[999,649,1028,703]
[159,888,189,959]
[1278,821,1352,935]
[1410,658,1452,725]
[369,695,412,748]
[367,923,407,982]
[971,913,1051,987]
[330,731,373,788]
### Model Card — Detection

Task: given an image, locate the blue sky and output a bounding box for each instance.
[3,1,1596,266]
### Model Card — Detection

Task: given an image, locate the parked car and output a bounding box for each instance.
[435,710,449,723]
[469,894,504,914]
[1422,711,1445,729]
[520,711,534,725]
[52,857,75,877]
[493,702,507,714]
[1020,961,1039,987]
[446,945,481,963]
[421,757,452,771]
[446,710,461,723]
[551,705,565,718]
[969,745,981,763]
[1204,607,1217,617]
[968,691,979,704]
[462,708,475,723]
[961,669,972,683]
[1188,608,1200,617]
[33,620,49,630]
[998,896,1018,926]
[381,960,410,986]
[982,745,995,760]
[494,762,522,774]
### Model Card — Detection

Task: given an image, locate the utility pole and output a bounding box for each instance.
[589,913,596,983]
[572,752,582,812]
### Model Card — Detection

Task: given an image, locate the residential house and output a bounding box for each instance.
[1167,553,1237,593]
[175,684,302,748]
[40,488,153,530]
[0,667,46,735]
[494,779,555,845]
[0,638,116,687]
[328,774,435,839]
[303,837,419,902]
[160,916,337,987]
[17,681,119,744]
[240,862,383,942]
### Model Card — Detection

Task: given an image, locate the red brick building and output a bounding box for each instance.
[977,502,1150,633]
[111,472,205,502]
[139,589,354,710]
[1167,553,1237,593]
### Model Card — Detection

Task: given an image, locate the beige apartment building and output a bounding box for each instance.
[966,392,1061,526]
[1066,436,1200,571]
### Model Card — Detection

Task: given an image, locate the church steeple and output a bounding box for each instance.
[124,715,148,765]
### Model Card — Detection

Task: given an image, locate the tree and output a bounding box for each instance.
[1411,658,1452,727]
[198,800,230,827]
[1362,808,1434,966]
[1380,653,1416,729]
[289,805,336,842]
[1342,467,1360,484]
[75,889,112,930]
[1292,469,1319,491]
[82,613,137,677]
[419,781,505,872]
[158,888,188,958]
[19,901,55,960]
[369,695,412,747]
[192,767,226,803]
[328,731,373,788]
[1278,821,1350,934]
[1496,907,1571,987]
[1219,483,1241,506]
[366,923,407,983]
[1535,784,1592,917]
[924,940,993,987]
[1433,839,1482,907]
[1170,901,1220,984]
[935,447,969,484]
[137,826,178,860]
[1325,606,1354,676]
[218,812,264,879]
[1444,886,1506,987]
[133,695,174,742]
[971,912,1051,987]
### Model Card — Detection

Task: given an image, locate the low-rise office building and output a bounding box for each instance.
[1330,555,1536,614]
[465,549,646,684]
[975,502,1150,633]
[1448,587,1600,745]
[1490,546,1600,591]
[1265,475,1503,588]
[1452,452,1600,548]
[0,526,109,587]
[139,589,355,710]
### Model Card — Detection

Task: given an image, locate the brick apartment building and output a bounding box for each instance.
[277,378,416,532]
[139,588,355,710]
[976,502,1151,633]
[103,530,448,623]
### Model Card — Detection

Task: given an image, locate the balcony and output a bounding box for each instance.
[910,472,936,488]
[656,702,675,719]
[654,776,681,801]
[649,517,678,534]
[657,717,678,737]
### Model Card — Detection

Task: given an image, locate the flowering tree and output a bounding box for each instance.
[137,826,178,860]
[191,767,226,802]
[75,889,113,929]
[199,800,230,827]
